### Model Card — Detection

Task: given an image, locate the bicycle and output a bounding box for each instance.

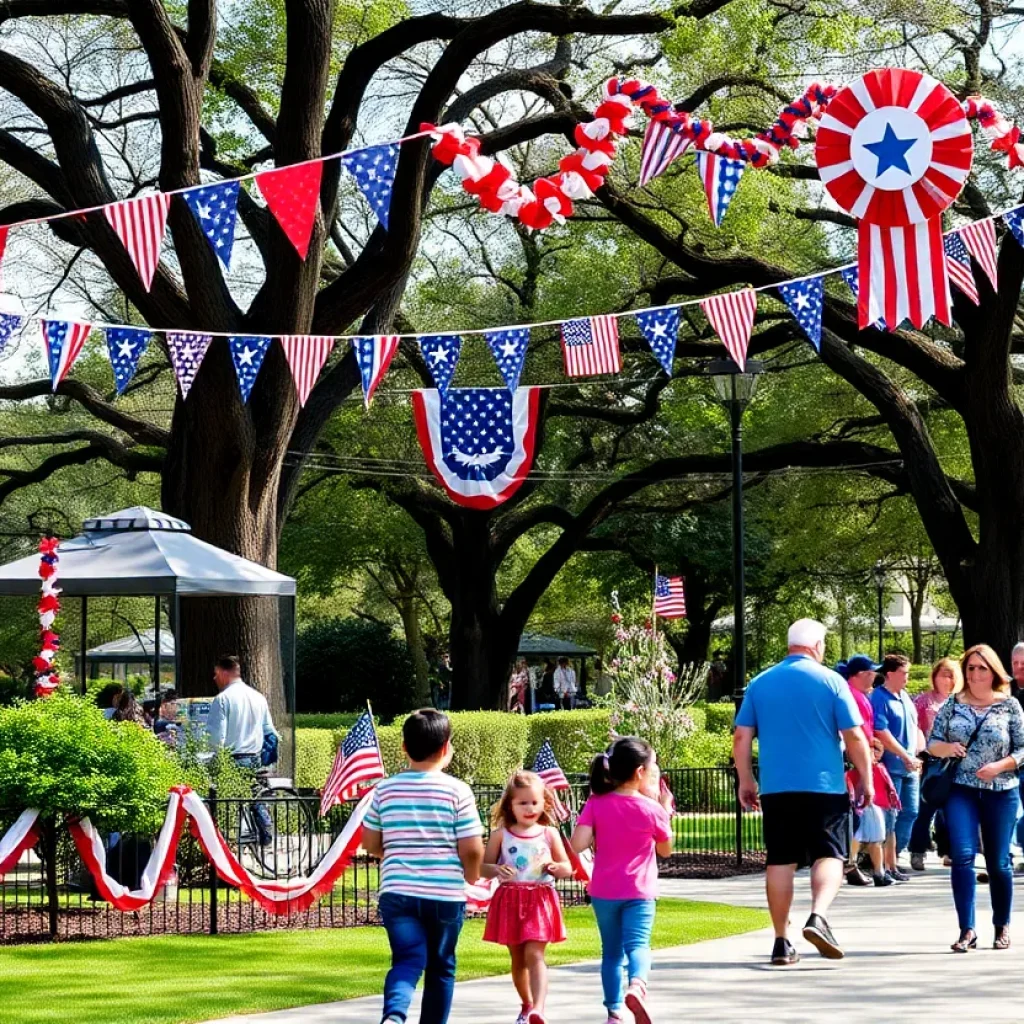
[236,769,318,880]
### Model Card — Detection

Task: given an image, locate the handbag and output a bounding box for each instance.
[921,711,984,808]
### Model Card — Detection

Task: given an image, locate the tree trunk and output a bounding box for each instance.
[909,587,925,665]
[39,817,59,941]
[397,592,432,707]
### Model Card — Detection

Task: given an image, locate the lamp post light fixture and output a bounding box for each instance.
[708,358,764,713]
[873,560,887,663]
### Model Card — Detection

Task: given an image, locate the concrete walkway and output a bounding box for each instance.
[207,861,1022,1024]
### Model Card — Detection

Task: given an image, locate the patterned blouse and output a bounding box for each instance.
[929,696,1024,791]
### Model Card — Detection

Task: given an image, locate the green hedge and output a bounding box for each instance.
[678,731,734,768]
[694,701,735,734]
[294,713,364,731]
[295,728,339,789]
[525,710,612,774]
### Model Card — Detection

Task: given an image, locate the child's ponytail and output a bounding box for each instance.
[590,736,655,795]
[589,751,615,795]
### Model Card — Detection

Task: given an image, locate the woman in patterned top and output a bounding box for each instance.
[928,644,1024,952]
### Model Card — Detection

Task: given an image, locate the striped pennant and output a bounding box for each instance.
[0,226,8,288]
[354,335,400,408]
[561,315,621,377]
[639,120,691,187]
[280,335,336,407]
[104,194,171,291]
[42,320,91,389]
[944,233,980,305]
[959,218,998,291]
[701,289,757,370]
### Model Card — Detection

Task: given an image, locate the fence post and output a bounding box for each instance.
[208,784,218,936]
[732,766,743,869]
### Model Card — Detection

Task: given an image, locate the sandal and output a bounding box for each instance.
[951,929,977,953]
[994,927,1011,950]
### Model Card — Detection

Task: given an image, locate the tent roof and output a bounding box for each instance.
[517,632,596,657]
[86,628,175,662]
[0,506,296,597]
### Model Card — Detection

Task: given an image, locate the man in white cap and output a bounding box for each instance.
[733,618,873,966]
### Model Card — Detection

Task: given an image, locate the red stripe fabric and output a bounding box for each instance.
[960,219,998,290]
[103,195,170,291]
[280,335,335,406]
[701,290,756,369]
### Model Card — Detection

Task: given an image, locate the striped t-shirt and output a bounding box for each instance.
[364,770,483,901]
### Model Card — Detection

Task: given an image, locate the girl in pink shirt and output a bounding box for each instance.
[571,737,673,1024]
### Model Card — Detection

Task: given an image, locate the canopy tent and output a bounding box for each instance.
[84,629,176,684]
[517,632,597,657]
[0,507,297,775]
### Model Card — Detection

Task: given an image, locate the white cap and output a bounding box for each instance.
[788,618,827,649]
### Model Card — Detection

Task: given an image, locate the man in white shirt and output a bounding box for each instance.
[553,656,577,710]
[206,655,277,845]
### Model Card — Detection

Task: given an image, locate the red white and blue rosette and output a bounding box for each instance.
[815,68,973,330]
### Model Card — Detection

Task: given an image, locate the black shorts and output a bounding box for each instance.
[761,792,851,868]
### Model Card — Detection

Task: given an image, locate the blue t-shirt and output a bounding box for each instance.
[871,685,917,777]
[735,654,863,795]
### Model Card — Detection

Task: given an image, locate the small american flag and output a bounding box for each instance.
[319,711,385,817]
[533,739,570,822]
[959,218,998,290]
[280,335,336,406]
[561,315,621,377]
[944,233,979,305]
[103,194,171,292]
[701,289,757,370]
[639,120,691,187]
[654,574,687,619]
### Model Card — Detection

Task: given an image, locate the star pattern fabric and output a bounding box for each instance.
[167,331,213,399]
[182,181,241,269]
[695,151,745,227]
[863,123,916,178]
[0,312,21,357]
[776,277,824,351]
[342,144,399,230]
[1004,207,1024,249]
[418,334,462,395]
[105,327,152,395]
[634,308,678,375]
[255,162,323,259]
[439,389,515,482]
[484,327,530,391]
[42,320,91,389]
[227,335,273,403]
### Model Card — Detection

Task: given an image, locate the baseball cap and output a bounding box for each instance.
[833,661,849,679]
[846,653,881,675]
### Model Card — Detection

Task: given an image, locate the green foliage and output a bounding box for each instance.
[526,710,613,774]
[696,702,736,734]
[294,712,364,730]
[0,674,30,707]
[0,693,183,833]
[295,618,415,720]
[677,730,734,768]
[295,728,341,790]
[446,713,530,784]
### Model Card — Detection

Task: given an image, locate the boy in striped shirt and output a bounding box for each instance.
[363,709,484,1024]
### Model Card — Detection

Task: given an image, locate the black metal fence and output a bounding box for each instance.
[0,766,763,944]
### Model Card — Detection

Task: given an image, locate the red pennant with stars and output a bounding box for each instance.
[255,162,322,260]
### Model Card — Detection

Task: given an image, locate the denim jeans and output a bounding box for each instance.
[233,754,273,845]
[945,784,1018,931]
[1016,778,1024,850]
[590,898,656,1013]
[379,893,465,1024]
[908,795,949,857]
[884,771,920,855]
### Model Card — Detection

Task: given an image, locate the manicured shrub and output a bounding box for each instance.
[294,712,364,730]
[295,728,340,789]
[447,712,530,783]
[678,730,734,768]
[701,702,735,734]
[526,710,613,774]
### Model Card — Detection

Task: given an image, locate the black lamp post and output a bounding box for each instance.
[709,358,764,713]
[873,560,886,663]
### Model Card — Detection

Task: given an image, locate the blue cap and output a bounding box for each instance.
[846,653,881,675]
[833,661,849,679]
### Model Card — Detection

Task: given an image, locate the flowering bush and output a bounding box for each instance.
[606,592,705,765]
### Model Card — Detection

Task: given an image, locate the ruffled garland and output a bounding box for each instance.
[34,537,60,698]
[963,96,1024,169]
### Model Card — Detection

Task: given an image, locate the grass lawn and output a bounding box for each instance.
[671,812,764,852]
[0,898,767,1024]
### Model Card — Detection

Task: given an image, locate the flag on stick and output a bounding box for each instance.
[533,739,571,823]
[653,574,687,619]
[319,711,386,816]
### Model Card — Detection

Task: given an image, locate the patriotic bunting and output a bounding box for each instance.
[944,233,980,305]
[227,335,273,403]
[1004,207,1024,248]
[354,335,400,408]
[695,152,745,227]
[182,181,241,269]
[960,218,998,290]
[104,194,171,291]
[639,121,691,187]
[42,320,91,390]
[0,312,21,357]
[0,226,8,287]
[561,316,621,377]
[701,290,757,370]
[841,267,886,330]
[634,307,678,375]
[654,574,687,619]
[166,332,213,399]
[105,327,152,395]
[281,335,335,407]
[484,327,530,392]
[255,162,322,259]
[776,277,824,351]
[418,334,461,395]
[342,144,399,230]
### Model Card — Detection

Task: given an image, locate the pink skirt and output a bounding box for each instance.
[482,882,567,946]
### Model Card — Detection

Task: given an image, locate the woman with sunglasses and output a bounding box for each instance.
[928,644,1024,952]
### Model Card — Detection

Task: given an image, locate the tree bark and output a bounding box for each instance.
[397,591,431,707]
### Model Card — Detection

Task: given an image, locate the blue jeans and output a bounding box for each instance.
[945,784,1018,931]
[379,893,465,1024]
[1016,778,1024,850]
[590,898,656,1013]
[233,754,273,845]
[884,772,920,855]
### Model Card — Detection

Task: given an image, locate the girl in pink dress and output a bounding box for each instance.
[482,770,572,1024]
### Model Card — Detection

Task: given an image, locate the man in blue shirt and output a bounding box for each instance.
[734,619,873,966]
[871,653,922,881]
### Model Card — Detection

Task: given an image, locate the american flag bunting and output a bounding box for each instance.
[776,277,824,351]
[255,162,322,260]
[341,144,399,230]
[959,218,998,291]
[280,335,335,406]
[654,574,687,619]
[701,289,757,370]
[319,711,386,816]
[104,194,171,291]
[105,327,152,395]
[533,739,571,823]
[561,315,621,377]
[166,331,213,399]
[354,335,400,407]
[634,307,678,375]
[944,233,980,305]
[639,120,691,187]
[0,313,21,358]
[42,320,91,389]
[1004,207,1024,249]
[695,151,745,227]
[227,335,273,403]
[419,334,462,395]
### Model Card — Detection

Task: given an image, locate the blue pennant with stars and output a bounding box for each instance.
[484,327,530,391]
[0,313,22,358]
[342,144,399,230]
[634,308,678,375]
[418,334,461,395]
[776,277,824,351]
[105,327,152,395]
[182,180,241,269]
[840,267,886,330]
[1004,207,1024,250]
[227,334,273,403]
